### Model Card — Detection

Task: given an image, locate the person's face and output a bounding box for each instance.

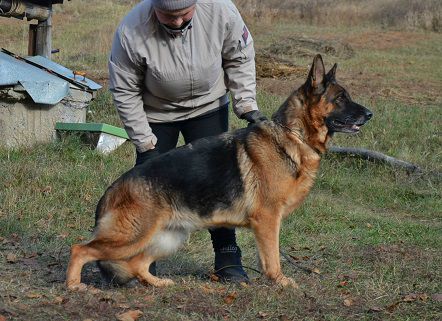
[154,5,195,29]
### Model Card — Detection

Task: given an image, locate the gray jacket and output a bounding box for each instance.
[109,0,258,152]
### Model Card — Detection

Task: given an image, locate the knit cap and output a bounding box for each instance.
[152,0,197,11]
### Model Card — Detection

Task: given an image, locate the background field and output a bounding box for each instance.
[0,0,441,320]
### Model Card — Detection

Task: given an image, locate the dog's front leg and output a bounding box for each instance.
[251,214,299,288]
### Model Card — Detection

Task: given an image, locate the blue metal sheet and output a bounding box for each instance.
[0,52,69,104]
[0,52,101,105]
[20,80,70,105]
[27,56,102,91]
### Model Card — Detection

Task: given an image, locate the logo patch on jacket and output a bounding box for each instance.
[241,25,250,47]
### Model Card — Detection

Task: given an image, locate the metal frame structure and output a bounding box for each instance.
[0,0,67,58]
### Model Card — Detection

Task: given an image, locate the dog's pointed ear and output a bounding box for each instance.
[307,54,325,93]
[326,63,338,82]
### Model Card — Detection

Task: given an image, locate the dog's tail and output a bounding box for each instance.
[96,260,135,285]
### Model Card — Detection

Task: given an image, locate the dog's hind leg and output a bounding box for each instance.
[127,251,174,287]
[250,213,299,288]
[128,227,191,287]
[66,243,104,290]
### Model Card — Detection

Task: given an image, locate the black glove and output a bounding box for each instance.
[240,110,267,125]
[135,148,161,166]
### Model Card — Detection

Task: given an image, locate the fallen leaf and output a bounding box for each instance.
[99,297,115,304]
[56,232,69,239]
[368,306,383,313]
[142,295,154,303]
[402,293,428,302]
[417,293,429,302]
[76,236,86,241]
[87,286,101,295]
[223,291,238,304]
[338,281,348,287]
[24,252,38,259]
[41,186,52,194]
[341,290,351,296]
[84,193,93,202]
[386,301,400,313]
[6,253,18,263]
[312,268,320,275]
[115,310,143,321]
[53,296,67,304]
[0,314,6,321]
[402,294,417,302]
[279,315,290,321]
[26,292,43,299]
[343,299,353,307]
[200,285,216,294]
[431,293,442,302]
[258,311,269,318]
[366,223,373,228]
[210,274,220,282]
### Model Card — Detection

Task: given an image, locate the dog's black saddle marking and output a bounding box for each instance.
[135,133,244,217]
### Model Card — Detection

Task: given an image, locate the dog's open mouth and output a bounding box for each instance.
[328,119,365,133]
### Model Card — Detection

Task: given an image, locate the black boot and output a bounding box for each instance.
[210,228,249,283]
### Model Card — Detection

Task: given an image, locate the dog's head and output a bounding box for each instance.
[304,54,372,134]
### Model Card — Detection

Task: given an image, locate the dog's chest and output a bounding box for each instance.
[282,154,320,216]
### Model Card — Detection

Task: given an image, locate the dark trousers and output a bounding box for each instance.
[136,104,237,250]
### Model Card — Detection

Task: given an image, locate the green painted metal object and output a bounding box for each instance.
[55,122,129,139]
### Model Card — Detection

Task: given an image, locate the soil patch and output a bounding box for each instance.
[343,31,430,50]
[255,52,308,79]
[262,36,354,61]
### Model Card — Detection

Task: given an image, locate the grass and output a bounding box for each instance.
[1,0,442,320]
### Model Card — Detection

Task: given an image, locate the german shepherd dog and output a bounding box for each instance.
[66,55,372,290]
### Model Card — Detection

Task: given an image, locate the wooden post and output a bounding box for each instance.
[35,11,52,59]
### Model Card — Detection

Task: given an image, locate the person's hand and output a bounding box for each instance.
[135,148,161,166]
[240,110,267,125]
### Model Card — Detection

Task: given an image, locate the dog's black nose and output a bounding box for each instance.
[365,110,373,120]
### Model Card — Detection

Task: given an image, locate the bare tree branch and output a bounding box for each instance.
[329,146,422,173]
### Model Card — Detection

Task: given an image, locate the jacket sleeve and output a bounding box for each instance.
[108,26,157,153]
[222,3,258,118]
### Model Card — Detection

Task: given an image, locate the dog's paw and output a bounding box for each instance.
[276,275,299,289]
[153,278,175,287]
[67,282,88,292]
